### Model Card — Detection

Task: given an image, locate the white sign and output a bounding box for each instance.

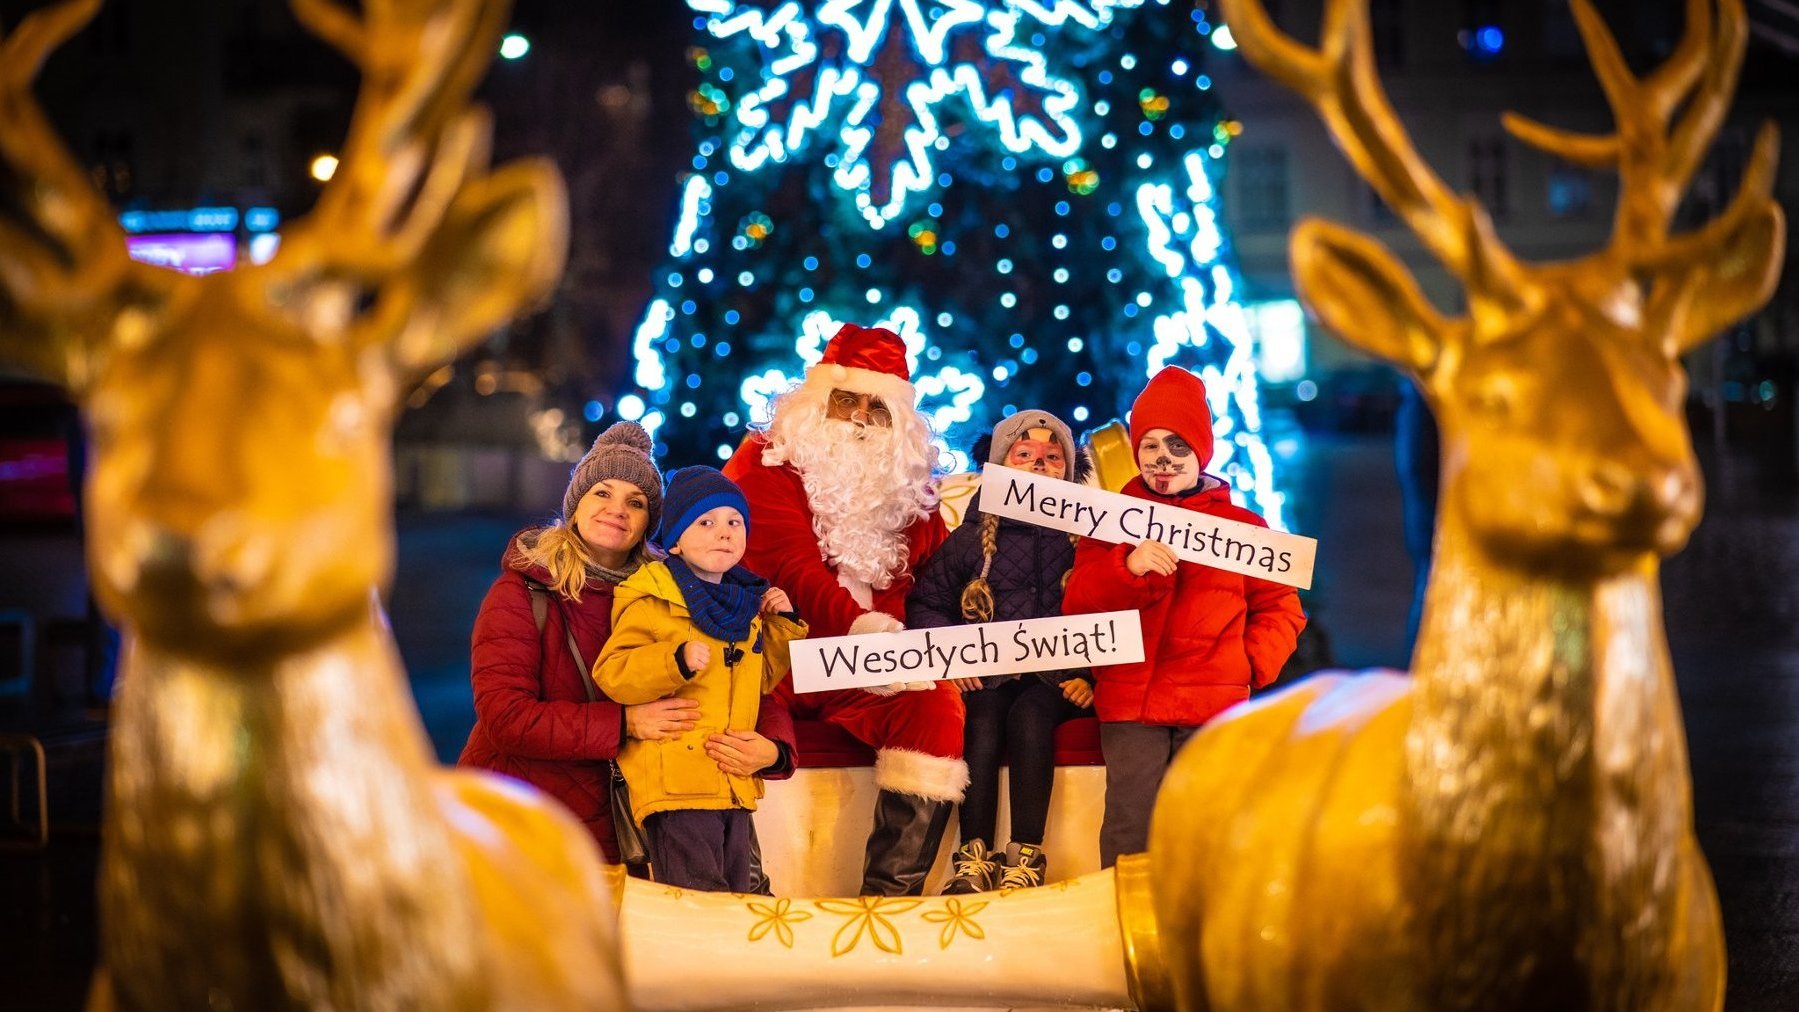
[978,465,1317,589]
[789,611,1144,694]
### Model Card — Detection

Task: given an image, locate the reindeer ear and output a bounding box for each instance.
[1291,218,1445,375]
[390,159,569,375]
[1668,201,1784,354]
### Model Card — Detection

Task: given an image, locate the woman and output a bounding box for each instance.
[459,422,798,867]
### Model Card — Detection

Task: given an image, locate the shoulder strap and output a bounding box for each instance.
[522,578,598,703]
[524,578,550,633]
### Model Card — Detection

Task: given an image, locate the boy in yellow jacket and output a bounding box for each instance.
[596,466,807,892]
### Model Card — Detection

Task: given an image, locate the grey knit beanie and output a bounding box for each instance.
[564,421,663,533]
[988,409,1076,475]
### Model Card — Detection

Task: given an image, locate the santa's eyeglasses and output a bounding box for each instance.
[827,389,893,428]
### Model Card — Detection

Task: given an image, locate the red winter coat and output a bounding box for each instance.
[723,434,947,637]
[1063,477,1306,727]
[458,530,797,860]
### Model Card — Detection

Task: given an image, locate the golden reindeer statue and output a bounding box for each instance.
[1143,0,1784,1008]
[0,1,631,1008]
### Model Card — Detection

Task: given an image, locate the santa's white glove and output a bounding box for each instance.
[848,612,909,696]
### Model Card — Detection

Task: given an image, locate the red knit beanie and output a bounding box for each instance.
[1128,366,1215,468]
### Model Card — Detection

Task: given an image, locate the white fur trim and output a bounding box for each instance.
[802,365,917,415]
[849,611,904,635]
[875,748,970,803]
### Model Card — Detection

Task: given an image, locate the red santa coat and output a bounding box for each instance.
[725,433,969,801]
[1063,476,1306,727]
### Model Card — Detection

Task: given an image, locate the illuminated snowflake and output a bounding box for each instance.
[689,0,1147,228]
[738,303,987,468]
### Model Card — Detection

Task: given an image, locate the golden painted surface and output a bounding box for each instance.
[1124,0,1783,1008]
[1084,419,1138,492]
[1114,852,1175,1012]
[0,2,628,1008]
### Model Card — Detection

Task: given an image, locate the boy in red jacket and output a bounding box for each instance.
[1063,366,1306,867]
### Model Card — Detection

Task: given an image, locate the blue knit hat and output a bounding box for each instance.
[659,466,750,547]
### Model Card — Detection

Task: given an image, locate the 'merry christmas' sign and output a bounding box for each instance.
[978,466,1317,590]
[789,611,1143,694]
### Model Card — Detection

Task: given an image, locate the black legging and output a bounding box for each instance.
[959,678,1086,847]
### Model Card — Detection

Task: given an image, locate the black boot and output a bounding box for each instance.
[860,789,954,896]
[746,827,773,896]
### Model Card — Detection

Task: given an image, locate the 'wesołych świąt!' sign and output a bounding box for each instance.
[788,611,1144,693]
[977,465,1317,589]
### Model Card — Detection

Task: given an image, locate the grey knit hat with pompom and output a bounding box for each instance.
[987,409,1076,474]
[563,421,663,533]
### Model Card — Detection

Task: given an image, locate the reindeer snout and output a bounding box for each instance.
[116,516,272,600]
[1577,461,1638,516]
[1571,458,1699,554]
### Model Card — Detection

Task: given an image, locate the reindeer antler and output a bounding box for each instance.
[1500,0,1776,262]
[282,0,512,275]
[278,0,567,374]
[1221,0,1530,302]
[0,0,141,386]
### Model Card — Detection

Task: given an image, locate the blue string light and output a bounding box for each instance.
[628,0,1284,522]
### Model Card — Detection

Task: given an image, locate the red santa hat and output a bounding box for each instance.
[805,322,915,409]
[1129,366,1216,468]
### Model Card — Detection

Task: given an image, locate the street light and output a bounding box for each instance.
[309,153,339,182]
[499,33,530,60]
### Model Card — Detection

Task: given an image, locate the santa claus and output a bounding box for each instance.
[724,322,967,896]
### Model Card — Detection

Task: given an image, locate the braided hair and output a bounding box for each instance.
[958,413,1089,622]
[958,514,1081,622]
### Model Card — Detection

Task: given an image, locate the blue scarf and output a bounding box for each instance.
[667,556,768,649]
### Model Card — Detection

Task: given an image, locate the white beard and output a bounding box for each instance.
[762,392,938,590]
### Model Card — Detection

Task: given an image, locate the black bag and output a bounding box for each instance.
[525,579,652,868]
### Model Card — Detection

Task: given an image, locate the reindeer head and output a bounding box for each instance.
[0,0,567,659]
[1224,0,1784,574]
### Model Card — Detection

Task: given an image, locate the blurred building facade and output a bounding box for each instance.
[6,0,1795,482]
[1212,0,1799,463]
[3,0,691,509]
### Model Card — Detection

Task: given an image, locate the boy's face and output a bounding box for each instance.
[670,505,747,577]
[1002,428,1067,479]
[1136,428,1200,495]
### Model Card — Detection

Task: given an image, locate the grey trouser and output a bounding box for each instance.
[1098,722,1199,868]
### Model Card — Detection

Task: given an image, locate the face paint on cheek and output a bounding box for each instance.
[1140,440,1194,494]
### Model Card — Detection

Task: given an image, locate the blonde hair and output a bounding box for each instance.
[957,513,1079,622]
[515,523,649,602]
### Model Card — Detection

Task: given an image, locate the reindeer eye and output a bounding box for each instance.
[1471,379,1516,419]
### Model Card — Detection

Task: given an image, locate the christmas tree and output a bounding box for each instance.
[625,0,1284,524]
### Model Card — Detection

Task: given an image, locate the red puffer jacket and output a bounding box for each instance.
[1063,477,1306,726]
[459,529,798,861]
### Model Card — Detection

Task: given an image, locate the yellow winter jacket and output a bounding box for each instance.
[595,561,807,826]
